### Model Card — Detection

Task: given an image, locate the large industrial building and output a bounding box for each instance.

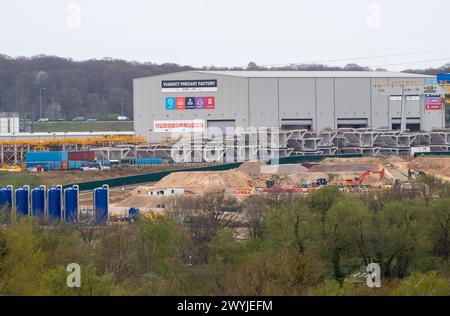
[133,70,444,143]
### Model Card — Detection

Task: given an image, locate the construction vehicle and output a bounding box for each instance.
[358,169,385,186]
[407,168,426,180]
[340,169,385,192]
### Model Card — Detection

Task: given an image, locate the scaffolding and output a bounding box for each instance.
[149,128,450,163]
[4,128,450,166]
[0,135,146,165]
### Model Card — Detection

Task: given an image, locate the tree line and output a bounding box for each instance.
[0,54,448,120]
[0,175,450,296]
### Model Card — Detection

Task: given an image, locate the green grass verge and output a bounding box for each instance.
[31,121,134,132]
[0,172,43,188]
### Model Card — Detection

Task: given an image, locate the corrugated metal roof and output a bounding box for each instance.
[192,70,434,78]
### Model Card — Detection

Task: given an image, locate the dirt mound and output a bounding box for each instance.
[411,157,450,179]
[238,160,267,177]
[154,170,251,194]
[310,157,382,172]
[261,164,308,174]
[386,156,406,164]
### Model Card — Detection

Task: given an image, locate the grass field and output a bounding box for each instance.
[31,121,134,132]
[0,164,205,188]
[0,172,43,187]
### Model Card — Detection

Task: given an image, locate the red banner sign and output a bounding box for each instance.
[425,104,442,110]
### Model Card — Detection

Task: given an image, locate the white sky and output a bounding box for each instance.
[0,0,449,70]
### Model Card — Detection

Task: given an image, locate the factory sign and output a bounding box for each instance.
[425,104,442,110]
[425,96,442,104]
[153,119,206,133]
[423,85,439,95]
[389,96,420,101]
[375,84,446,96]
[161,80,218,93]
[165,97,215,110]
[425,96,442,110]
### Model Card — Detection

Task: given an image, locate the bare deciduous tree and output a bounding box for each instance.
[168,192,238,246]
[243,196,268,239]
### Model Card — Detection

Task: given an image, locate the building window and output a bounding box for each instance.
[337,118,368,129]
[391,118,421,131]
[392,123,421,131]
[281,119,313,131]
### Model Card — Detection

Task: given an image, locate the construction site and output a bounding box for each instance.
[2,71,450,224]
[101,155,449,220]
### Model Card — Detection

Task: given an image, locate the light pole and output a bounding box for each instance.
[39,87,46,119]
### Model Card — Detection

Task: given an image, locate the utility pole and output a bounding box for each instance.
[121,98,125,116]
[39,87,46,119]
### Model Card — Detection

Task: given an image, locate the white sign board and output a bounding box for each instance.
[153,120,206,133]
[376,84,446,96]
[389,96,420,101]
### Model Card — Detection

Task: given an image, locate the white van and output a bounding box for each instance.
[118,116,130,121]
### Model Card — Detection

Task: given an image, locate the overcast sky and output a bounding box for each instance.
[0,0,449,70]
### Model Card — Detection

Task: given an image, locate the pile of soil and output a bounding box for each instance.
[261,164,309,174]
[154,170,251,194]
[237,161,268,177]
[411,157,450,179]
[309,157,382,172]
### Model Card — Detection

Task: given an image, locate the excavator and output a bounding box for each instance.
[342,169,385,189]
[358,169,385,186]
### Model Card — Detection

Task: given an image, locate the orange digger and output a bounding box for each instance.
[342,169,385,191]
[358,169,385,185]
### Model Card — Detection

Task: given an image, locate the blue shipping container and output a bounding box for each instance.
[69,161,88,169]
[49,161,62,170]
[25,151,68,163]
[26,161,62,171]
[134,158,164,165]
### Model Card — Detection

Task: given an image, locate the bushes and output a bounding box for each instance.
[392,272,450,296]
[1,188,450,295]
